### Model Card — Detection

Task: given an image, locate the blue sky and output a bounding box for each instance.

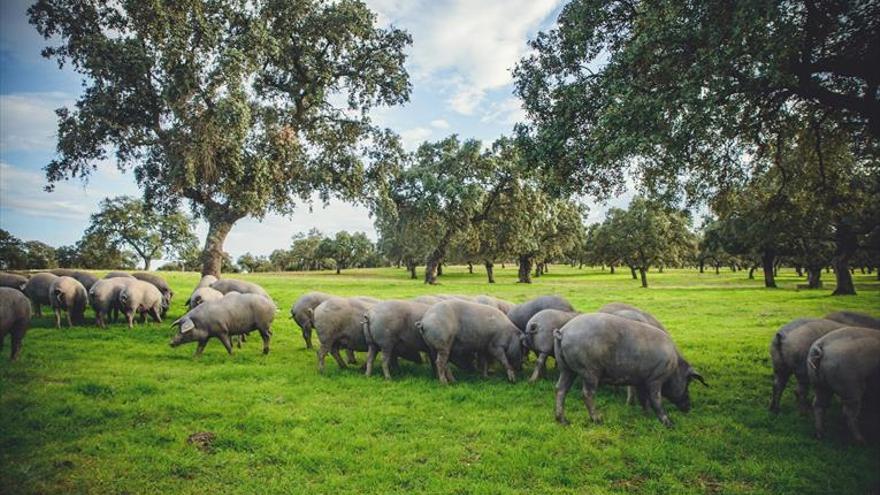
[0,0,631,262]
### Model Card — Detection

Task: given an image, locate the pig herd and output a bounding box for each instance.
[1,269,879,443]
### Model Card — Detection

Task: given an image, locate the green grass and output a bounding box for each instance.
[1,266,879,494]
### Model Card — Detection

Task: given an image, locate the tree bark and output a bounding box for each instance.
[748,266,756,280]
[143,257,152,271]
[639,267,648,288]
[534,262,543,278]
[715,264,720,275]
[336,265,341,275]
[762,249,777,288]
[609,264,615,274]
[518,254,533,283]
[699,260,704,273]
[831,223,857,295]
[424,231,453,284]
[485,261,495,283]
[806,267,822,289]
[406,259,417,279]
[437,263,443,276]
[794,264,803,277]
[200,215,238,277]
[630,266,637,280]
[467,262,473,274]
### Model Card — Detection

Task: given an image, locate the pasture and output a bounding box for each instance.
[1,266,879,494]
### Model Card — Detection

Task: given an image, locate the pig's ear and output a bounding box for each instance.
[689,370,708,387]
[180,319,195,333]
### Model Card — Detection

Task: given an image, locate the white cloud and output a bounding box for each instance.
[367,0,563,116]
[399,126,433,150]
[481,97,526,125]
[430,119,450,129]
[0,92,72,151]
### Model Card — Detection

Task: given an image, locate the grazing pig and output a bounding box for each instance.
[808,327,880,444]
[290,291,333,349]
[598,302,667,332]
[185,275,220,308]
[598,302,668,404]
[474,295,515,314]
[312,297,378,372]
[210,278,271,300]
[553,313,706,427]
[823,311,880,330]
[23,272,59,317]
[50,269,98,290]
[523,309,579,382]
[49,276,88,328]
[363,300,430,379]
[0,287,32,360]
[418,300,524,384]
[104,271,134,279]
[768,318,848,413]
[0,273,28,292]
[188,287,224,309]
[88,278,129,328]
[132,273,173,316]
[170,293,276,356]
[118,280,163,328]
[507,295,575,331]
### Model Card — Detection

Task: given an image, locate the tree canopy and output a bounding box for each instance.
[30,0,412,276]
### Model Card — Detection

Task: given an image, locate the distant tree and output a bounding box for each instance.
[85,196,197,270]
[55,244,79,268]
[30,0,413,277]
[513,196,585,284]
[288,229,326,271]
[22,240,57,269]
[318,231,373,274]
[0,229,27,270]
[75,231,137,270]
[594,198,692,288]
[237,253,273,273]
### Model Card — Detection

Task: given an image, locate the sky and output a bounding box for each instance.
[0,0,633,263]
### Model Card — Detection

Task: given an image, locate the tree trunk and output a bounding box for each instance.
[336,265,341,275]
[468,262,473,274]
[699,260,704,273]
[806,267,822,289]
[200,215,238,277]
[748,266,756,280]
[715,264,720,275]
[518,254,533,283]
[534,262,543,278]
[437,263,443,276]
[762,249,777,288]
[630,266,637,280]
[831,224,857,295]
[795,264,803,277]
[658,265,664,273]
[424,232,453,284]
[485,261,495,284]
[142,257,152,271]
[610,264,615,274]
[639,267,648,288]
[406,259,417,279]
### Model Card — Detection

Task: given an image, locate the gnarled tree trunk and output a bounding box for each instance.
[518,254,533,283]
[639,267,648,288]
[630,266,637,280]
[762,249,777,288]
[831,224,857,295]
[406,259,417,279]
[485,261,495,283]
[806,267,822,289]
[200,211,241,277]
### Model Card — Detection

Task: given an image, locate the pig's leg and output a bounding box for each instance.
[794,373,811,414]
[488,345,516,383]
[581,378,602,423]
[34,303,42,318]
[626,386,634,406]
[330,343,348,369]
[66,311,73,328]
[380,348,395,380]
[345,348,357,365]
[636,384,650,412]
[769,368,791,414]
[435,350,452,385]
[842,399,865,444]
[364,345,376,376]
[11,329,24,361]
[812,384,832,440]
[54,308,61,329]
[258,328,270,355]
[529,352,548,383]
[218,334,234,355]
[389,354,400,372]
[194,339,208,357]
[555,368,575,425]
[125,311,134,329]
[317,343,331,373]
[302,325,312,349]
[149,307,162,324]
[647,381,673,427]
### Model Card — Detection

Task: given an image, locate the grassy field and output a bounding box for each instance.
[1,265,879,494]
